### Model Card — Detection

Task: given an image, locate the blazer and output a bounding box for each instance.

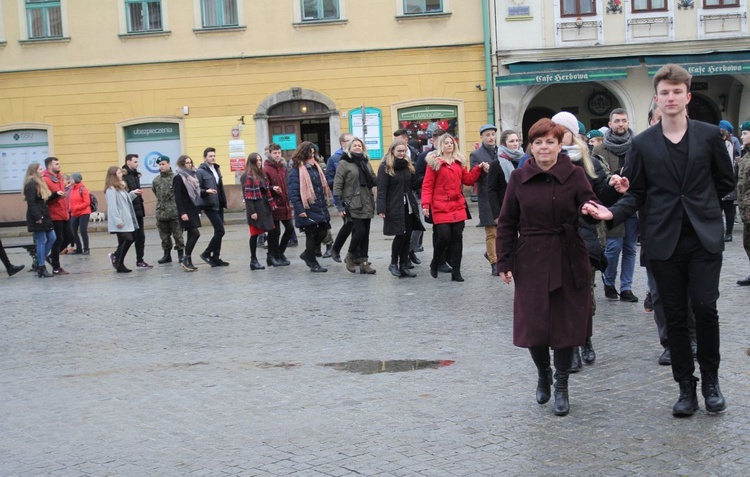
[609,120,735,261]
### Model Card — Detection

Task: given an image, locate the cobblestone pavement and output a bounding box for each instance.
[2,211,749,476]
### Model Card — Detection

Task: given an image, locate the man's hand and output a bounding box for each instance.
[581,201,613,220]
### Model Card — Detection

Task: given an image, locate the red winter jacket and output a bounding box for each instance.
[421,154,483,224]
[69,182,92,218]
[263,159,293,221]
[42,170,70,221]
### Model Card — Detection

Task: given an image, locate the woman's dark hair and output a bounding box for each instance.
[499,130,519,147]
[176,155,192,169]
[291,141,316,168]
[527,118,565,144]
[245,152,265,178]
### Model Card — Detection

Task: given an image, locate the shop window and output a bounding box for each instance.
[404,0,443,14]
[126,0,162,33]
[301,0,339,21]
[397,105,459,153]
[703,0,739,7]
[123,122,181,186]
[201,0,238,28]
[633,0,667,11]
[561,0,596,17]
[0,128,50,192]
[25,0,62,39]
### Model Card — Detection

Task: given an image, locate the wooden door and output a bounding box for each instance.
[269,121,301,161]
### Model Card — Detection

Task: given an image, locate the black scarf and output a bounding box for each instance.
[343,152,376,189]
[394,158,409,171]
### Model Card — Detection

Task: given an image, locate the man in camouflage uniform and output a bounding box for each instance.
[152,155,185,264]
[736,121,750,285]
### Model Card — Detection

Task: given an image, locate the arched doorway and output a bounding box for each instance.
[687,93,720,125]
[268,100,332,160]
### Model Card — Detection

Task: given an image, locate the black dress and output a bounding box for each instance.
[173,175,201,230]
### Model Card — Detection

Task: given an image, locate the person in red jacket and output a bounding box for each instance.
[263,143,294,266]
[42,156,71,275]
[421,134,488,281]
[68,172,92,255]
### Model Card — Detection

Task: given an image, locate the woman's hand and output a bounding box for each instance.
[608,175,630,194]
[181,214,188,221]
[581,201,614,220]
[116,223,124,229]
[422,208,430,218]
[251,213,258,220]
[339,211,346,218]
[500,271,513,284]
[480,162,490,172]
[299,212,308,218]
[379,213,385,219]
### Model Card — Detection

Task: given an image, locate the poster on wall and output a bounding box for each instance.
[349,107,383,159]
[0,129,49,192]
[124,123,181,186]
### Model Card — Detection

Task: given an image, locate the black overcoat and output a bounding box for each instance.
[376,161,425,236]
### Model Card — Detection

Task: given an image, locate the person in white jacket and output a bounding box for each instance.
[105,166,141,273]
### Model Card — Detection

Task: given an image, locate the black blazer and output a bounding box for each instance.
[609,120,735,261]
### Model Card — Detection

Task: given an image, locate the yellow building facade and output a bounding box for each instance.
[0,0,491,221]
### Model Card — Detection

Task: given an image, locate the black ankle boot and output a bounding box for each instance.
[553,370,570,416]
[267,254,282,267]
[182,256,198,272]
[157,251,172,264]
[177,249,184,263]
[536,367,553,404]
[570,347,583,373]
[451,268,464,282]
[399,266,416,278]
[673,380,699,417]
[37,265,54,278]
[701,372,726,413]
[581,338,596,364]
[389,263,400,277]
[250,258,265,270]
[430,259,438,279]
[7,264,25,276]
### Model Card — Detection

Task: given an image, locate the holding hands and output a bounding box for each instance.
[581,201,614,221]
[609,175,630,194]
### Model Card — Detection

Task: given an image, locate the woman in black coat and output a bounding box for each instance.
[173,155,202,272]
[23,162,56,277]
[377,139,424,278]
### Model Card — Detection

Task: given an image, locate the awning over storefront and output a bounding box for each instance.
[496,57,641,87]
[645,51,750,77]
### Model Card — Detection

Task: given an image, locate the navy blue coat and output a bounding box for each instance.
[288,162,331,229]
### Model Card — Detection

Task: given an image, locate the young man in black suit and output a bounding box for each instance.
[584,64,735,417]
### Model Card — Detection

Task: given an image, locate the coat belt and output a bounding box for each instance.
[520,224,585,292]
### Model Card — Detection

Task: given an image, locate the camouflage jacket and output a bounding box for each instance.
[737,153,750,222]
[152,170,178,221]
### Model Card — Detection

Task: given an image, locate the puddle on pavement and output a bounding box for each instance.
[318,359,455,375]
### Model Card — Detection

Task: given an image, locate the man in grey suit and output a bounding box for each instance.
[585,64,735,417]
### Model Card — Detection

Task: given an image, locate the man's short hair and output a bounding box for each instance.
[268,143,282,152]
[609,108,628,121]
[125,153,139,163]
[393,129,408,137]
[44,156,58,167]
[431,128,446,138]
[338,133,352,144]
[652,63,692,92]
[203,147,216,158]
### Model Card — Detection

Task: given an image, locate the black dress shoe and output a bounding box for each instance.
[389,263,401,277]
[737,275,750,286]
[724,234,732,242]
[250,259,265,270]
[620,290,639,302]
[658,348,671,366]
[581,338,595,364]
[644,292,653,312]
[673,380,699,417]
[604,285,619,300]
[408,251,421,265]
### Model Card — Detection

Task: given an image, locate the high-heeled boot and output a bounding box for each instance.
[182,256,198,272]
[581,338,596,364]
[570,347,583,373]
[553,347,574,416]
[529,346,552,404]
[250,258,265,270]
[37,265,54,278]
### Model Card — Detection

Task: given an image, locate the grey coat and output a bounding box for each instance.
[106,187,139,233]
[470,144,498,226]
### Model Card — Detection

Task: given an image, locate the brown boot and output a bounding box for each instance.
[360,257,376,275]
[344,252,357,273]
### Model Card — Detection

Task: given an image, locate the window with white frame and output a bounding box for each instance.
[301,0,339,21]
[703,0,739,7]
[404,0,443,14]
[201,0,238,28]
[561,0,596,17]
[126,0,162,33]
[25,0,62,39]
[633,0,668,12]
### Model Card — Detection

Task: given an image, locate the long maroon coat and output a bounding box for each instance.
[263,159,293,221]
[496,154,597,349]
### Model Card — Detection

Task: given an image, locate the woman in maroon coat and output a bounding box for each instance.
[263,143,294,267]
[496,118,599,417]
[422,134,488,281]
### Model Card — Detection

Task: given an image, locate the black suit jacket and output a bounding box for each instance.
[609,120,735,261]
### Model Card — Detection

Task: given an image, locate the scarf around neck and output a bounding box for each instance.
[562,144,583,162]
[498,144,524,161]
[343,152,376,189]
[298,160,331,209]
[176,166,201,205]
[603,128,633,156]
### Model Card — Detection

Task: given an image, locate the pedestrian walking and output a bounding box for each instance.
[241,152,277,270]
[263,143,294,267]
[68,172,92,255]
[173,155,202,272]
[23,162,55,278]
[105,166,141,273]
[151,156,185,265]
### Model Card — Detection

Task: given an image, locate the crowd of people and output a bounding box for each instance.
[5,63,748,421]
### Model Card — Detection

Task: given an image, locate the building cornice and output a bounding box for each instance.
[496,38,750,65]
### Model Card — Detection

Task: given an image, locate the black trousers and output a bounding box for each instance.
[433,221,464,269]
[650,227,722,383]
[268,219,294,256]
[134,215,146,261]
[721,200,736,235]
[202,208,225,258]
[333,219,355,253]
[71,214,90,251]
[303,223,328,261]
[348,218,371,259]
[391,206,415,266]
[184,228,200,256]
[50,220,68,269]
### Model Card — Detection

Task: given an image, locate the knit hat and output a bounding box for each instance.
[157,155,170,163]
[718,120,733,134]
[598,126,610,135]
[71,172,82,183]
[479,124,498,134]
[586,130,603,139]
[741,121,750,132]
[551,112,579,136]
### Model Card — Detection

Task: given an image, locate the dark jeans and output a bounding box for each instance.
[433,221,464,269]
[202,208,225,258]
[302,223,328,262]
[268,219,294,256]
[134,215,146,261]
[391,206,414,266]
[333,219,355,253]
[115,232,135,268]
[71,214,90,251]
[50,220,69,269]
[348,218,371,259]
[650,227,722,383]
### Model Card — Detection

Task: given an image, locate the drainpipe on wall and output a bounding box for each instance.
[482,0,495,126]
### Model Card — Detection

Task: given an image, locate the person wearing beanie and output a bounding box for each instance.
[151,155,186,265]
[736,121,750,286]
[68,172,93,255]
[592,108,640,304]
[718,119,742,160]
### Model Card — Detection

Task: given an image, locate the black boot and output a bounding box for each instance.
[570,347,583,373]
[7,264,25,276]
[267,254,283,267]
[275,251,290,266]
[673,380,699,417]
[529,346,552,404]
[581,338,596,364]
[157,250,172,264]
[430,259,438,279]
[250,258,265,270]
[182,256,198,272]
[389,263,401,277]
[553,370,570,416]
[451,268,464,282]
[408,250,421,265]
[399,266,416,278]
[177,249,184,263]
[322,244,332,259]
[37,265,54,278]
[701,372,726,413]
